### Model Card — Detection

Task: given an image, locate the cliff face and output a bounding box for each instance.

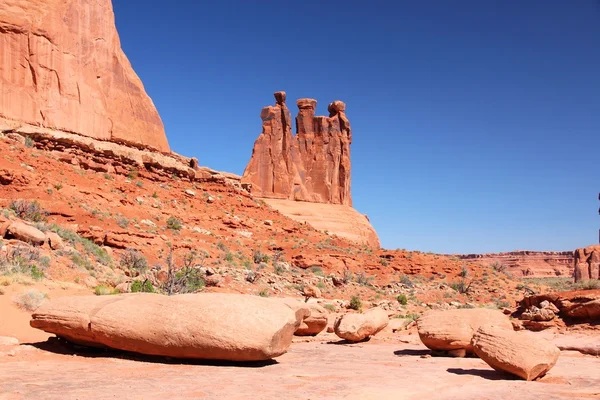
[242,92,352,206]
[0,0,169,152]
[454,251,574,277]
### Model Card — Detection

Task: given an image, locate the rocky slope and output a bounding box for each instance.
[0,0,169,152]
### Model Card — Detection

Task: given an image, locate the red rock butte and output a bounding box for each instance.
[0,0,170,152]
[242,91,351,206]
[242,92,380,248]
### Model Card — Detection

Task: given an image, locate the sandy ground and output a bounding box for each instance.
[0,333,598,400]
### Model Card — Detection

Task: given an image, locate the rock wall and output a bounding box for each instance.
[242,92,352,206]
[453,251,573,277]
[0,0,169,152]
[573,245,600,282]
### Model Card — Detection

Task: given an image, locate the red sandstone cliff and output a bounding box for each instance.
[0,0,169,152]
[242,92,352,206]
[573,245,600,281]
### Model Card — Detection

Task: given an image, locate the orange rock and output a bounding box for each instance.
[4,221,46,246]
[30,293,300,361]
[334,308,389,342]
[0,0,169,152]
[417,309,513,353]
[574,245,600,281]
[471,325,560,381]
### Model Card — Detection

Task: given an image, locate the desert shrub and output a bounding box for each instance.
[323,303,336,312]
[273,263,286,275]
[342,269,353,284]
[349,295,362,311]
[0,245,45,280]
[9,199,45,222]
[396,313,420,322]
[13,289,47,311]
[258,288,270,297]
[71,251,93,271]
[94,285,118,296]
[120,249,148,275]
[224,251,234,262]
[316,281,326,290]
[252,250,270,264]
[397,294,408,305]
[24,136,34,148]
[459,266,469,278]
[81,239,111,265]
[310,266,324,276]
[130,279,155,293]
[450,279,472,294]
[490,262,507,273]
[356,272,373,286]
[574,280,600,290]
[116,217,129,228]
[166,216,182,231]
[399,274,413,287]
[161,249,208,295]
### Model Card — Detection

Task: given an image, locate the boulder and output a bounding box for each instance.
[45,231,64,250]
[417,308,512,353]
[334,308,389,342]
[31,293,300,361]
[4,221,46,245]
[303,285,322,299]
[471,325,560,381]
[295,303,328,336]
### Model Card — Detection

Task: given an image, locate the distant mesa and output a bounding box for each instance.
[242,92,379,248]
[0,0,170,152]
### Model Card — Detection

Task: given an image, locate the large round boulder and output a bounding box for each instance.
[30,293,300,361]
[334,308,388,342]
[4,221,46,245]
[417,308,512,353]
[471,325,560,380]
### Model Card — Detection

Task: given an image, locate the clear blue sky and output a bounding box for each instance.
[113,0,599,253]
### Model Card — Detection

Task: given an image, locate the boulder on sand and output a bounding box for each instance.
[3,221,46,245]
[30,293,301,361]
[334,308,388,342]
[417,308,512,354]
[471,325,560,380]
[277,298,326,336]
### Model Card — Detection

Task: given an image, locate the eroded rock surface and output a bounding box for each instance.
[30,293,299,361]
[573,245,600,281]
[334,307,388,342]
[0,0,169,152]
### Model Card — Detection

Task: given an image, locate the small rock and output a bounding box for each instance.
[264,220,273,226]
[185,189,196,197]
[205,274,223,287]
[303,285,322,299]
[0,337,19,346]
[140,219,156,228]
[45,231,64,250]
[206,196,215,204]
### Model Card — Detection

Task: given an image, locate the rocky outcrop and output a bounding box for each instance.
[262,199,380,248]
[519,289,600,322]
[471,325,560,381]
[334,308,388,342]
[30,293,300,361]
[242,92,352,206]
[0,0,169,152]
[573,245,600,281]
[451,251,573,277]
[417,309,513,354]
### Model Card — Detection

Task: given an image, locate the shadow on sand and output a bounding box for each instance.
[393,349,431,357]
[25,337,278,368]
[447,368,517,381]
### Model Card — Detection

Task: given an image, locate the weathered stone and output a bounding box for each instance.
[334,308,389,342]
[471,325,560,381]
[417,309,513,353]
[44,231,64,250]
[30,293,300,361]
[574,245,600,282]
[0,0,169,152]
[303,285,322,299]
[4,221,45,245]
[519,289,600,322]
[295,303,328,336]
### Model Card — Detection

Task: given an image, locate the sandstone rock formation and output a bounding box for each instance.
[417,309,512,354]
[471,325,560,380]
[31,293,300,361]
[453,251,573,277]
[0,0,169,152]
[573,245,600,281]
[334,308,388,342]
[2,220,45,245]
[242,92,351,205]
[519,289,600,322]
[262,199,380,248]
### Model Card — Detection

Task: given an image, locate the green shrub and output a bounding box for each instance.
[24,136,34,148]
[397,294,408,305]
[323,303,336,312]
[399,274,413,287]
[252,250,270,264]
[166,216,182,231]
[117,217,129,229]
[349,295,362,311]
[94,285,118,296]
[13,289,47,311]
[258,288,270,297]
[131,280,155,293]
[120,249,148,274]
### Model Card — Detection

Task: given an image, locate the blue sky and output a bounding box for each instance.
[113,1,599,253]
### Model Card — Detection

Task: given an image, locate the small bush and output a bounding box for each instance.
[491,262,507,273]
[310,266,324,276]
[9,199,46,222]
[342,269,353,284]
[316,281,326,290]
[356,272,373,286]
[451,279,472,294]
[323,303,336,312]
[273,263,286,275]
[258,288,270,297]
[349,295,362,311]
[224,251,234,262]
[252,250,270,264]
[120,249,148,275]
[13,289,47,311]
[399,274,413,287]
[459,266,469,278]
[24,136,34,148]
[397,294,408,305]
[166,216,182,231]
[574,280,600,290]
[94,285,117,296]
[117,217,129,229]
[131,280,155,293]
